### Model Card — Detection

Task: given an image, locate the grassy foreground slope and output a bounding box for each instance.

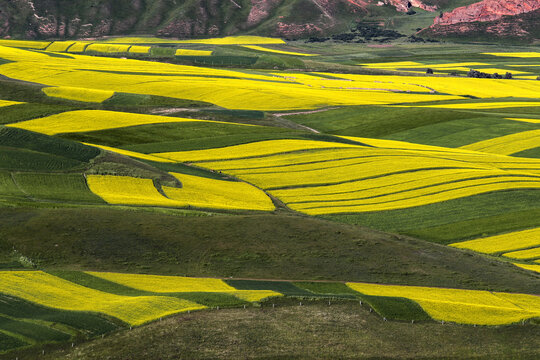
[33,303,540,360]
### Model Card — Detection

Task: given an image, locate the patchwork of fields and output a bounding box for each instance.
[0,38,538,356]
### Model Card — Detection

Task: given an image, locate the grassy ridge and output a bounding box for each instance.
[0,207,538,294]
[27,304,540,360]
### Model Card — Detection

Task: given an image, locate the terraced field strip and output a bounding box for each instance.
[0,40,51,49]
[11,173,105,204]
[86,175,181,207]
[483,52,540,58]
[242,45,317,56]
[8,110,242,135]
[45,41,76,52]
[42,86,114,103]
[503,247,540,260]
[0,46,471,111]
[87,272,280,302]
[175,49,213,56]
[399,102,540,110]
[85,44,131,53]
[451,228,540,254]
[347,282,540,325]
[103,36,286,45]
[0,100,24,108]
[461,129,540,156]
[507,118,540,124]
[513,263,540,273]
[190,139,540,215]
[66,42,91,53]
[128,46,151,54]
[163,173,275,211]
[0,294,120,337]
[0,271,205,326]
[83,143,178,163]
[153,139,363,162]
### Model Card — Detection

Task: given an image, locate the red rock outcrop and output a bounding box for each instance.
[434,0,540,26]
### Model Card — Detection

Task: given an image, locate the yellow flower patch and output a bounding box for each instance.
[0,271,205,326]
[129,46,151,54]
[242,45,317,56]
[87,272,282,302]
[347,282,540,325]
[461,129,540,156]
[42,86,114,103]
[163,173,275,211]
[0,100,23,108]
[450,228,540,254]
[85,44,131,53]
[175,49,213,56]
[87,175,181,207]
[503,247,540,260]
[154,139,361,162]
[7,110,219,135]
[513,263,540,273]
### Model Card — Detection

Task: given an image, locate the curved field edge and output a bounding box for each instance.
[321,190,540,243]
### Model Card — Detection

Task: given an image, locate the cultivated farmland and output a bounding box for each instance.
[0,35,538,359]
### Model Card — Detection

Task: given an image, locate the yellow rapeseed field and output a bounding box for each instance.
[347,282,540,325]
[67,42,91,52]
[0,100,23,108]
[87,272,281,302]
[506,118,540,124]
[513,263,540,273]
[461,129,540,155]
[129,46,151,54]
[400,102,540,110]
[0,271,205,326]
[242,45,317,56]
[8,110,223,135]
[503,247,540,260]
[87,272,238,292]
[153,139,361,162]
[175,49,213,56]
[87,175,181,207]
[450,228,540,253]
[85,44,131,53]
[483,52,540,58]
[103,36,286,45]
[83,143,177,163]
[0,40,51,49]
[163,173,275,211]
[0,46,467,111]
[45,41,76,52]
[42,86,114,103]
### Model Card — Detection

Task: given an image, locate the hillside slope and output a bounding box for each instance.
[1,0,537,41]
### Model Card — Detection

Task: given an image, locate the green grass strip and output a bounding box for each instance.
[0,294,119,336]
[0,315,71,343]
[322,190,540,244]
[0,331,28,353]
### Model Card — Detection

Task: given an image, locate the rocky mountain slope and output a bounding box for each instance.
[0,0,537,41]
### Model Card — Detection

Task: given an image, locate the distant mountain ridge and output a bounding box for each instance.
[0,0,538,41]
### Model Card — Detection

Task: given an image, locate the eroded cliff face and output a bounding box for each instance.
[433,0,540,26]
[0,0,442,39]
